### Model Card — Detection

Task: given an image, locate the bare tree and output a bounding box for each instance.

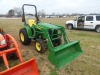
[7,9,15,17]
[38,9,46,18]
[14,7,22,17]
[51,13,56,16]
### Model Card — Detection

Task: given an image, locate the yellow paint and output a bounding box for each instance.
[28,19,36,27]
[20,33,24,42]
[36,42,41,51]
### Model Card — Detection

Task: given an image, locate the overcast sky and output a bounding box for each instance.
[0,0,100,14]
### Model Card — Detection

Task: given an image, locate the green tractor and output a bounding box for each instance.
[19,4,83,68]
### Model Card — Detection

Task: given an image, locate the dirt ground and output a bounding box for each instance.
[0,17,100,75]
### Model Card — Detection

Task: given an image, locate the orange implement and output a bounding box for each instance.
[0,34,39,75]
[0,34,23,68]
[0,58,39,75]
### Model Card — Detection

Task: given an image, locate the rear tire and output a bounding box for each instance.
[67,24,73,30]
[95,26,100,32]
[35,39,47,53]
[19,28,31,45]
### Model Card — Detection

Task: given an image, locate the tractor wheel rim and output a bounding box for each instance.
[20,33,24,42]
[36,42,41,51]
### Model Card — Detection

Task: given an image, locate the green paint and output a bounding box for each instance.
[20,22,83,68]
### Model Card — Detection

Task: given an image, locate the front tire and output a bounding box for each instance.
[35,39,47,53]
[52,39,62,47]
[95,26,100,32]
[19,28,31,45]
[67,24,73,30]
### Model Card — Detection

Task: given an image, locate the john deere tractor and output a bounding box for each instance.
[19,4,83,68]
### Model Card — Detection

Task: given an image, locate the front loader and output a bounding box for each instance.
[19,4,83,68]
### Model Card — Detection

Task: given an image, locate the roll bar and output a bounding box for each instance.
[22,4,39,24]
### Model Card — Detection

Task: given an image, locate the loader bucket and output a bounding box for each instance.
[0,58,39,75]
[48,40,83,69]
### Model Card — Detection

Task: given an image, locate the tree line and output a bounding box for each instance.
[0,7,100,18]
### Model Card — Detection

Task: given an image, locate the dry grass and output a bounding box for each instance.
[0,17,100,75]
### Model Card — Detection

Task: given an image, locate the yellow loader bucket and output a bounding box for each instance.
[48,40,83,69]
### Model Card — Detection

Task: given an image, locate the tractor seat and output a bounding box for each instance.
[28,19,36,27]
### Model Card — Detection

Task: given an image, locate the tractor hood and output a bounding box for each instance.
[37,23,60,29]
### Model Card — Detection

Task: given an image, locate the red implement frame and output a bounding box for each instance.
[0,34,23,69]
[0,34,39,75]
[0,58,39,75]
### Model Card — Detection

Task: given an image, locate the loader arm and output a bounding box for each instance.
[43,27,83,69]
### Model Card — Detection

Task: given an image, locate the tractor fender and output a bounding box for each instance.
[24,26,33,38]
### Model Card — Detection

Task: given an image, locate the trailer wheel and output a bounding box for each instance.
[19,28,31,45]
[95,26,100,32]
[35,39,46,53]
[67,24,73,30]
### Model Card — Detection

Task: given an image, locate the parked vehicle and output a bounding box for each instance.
[66,15,100,32]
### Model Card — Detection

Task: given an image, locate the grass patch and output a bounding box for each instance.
[0,18,100,75]
[49,69,59,75]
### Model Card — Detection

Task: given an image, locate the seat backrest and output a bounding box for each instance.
[28,19,36,27]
